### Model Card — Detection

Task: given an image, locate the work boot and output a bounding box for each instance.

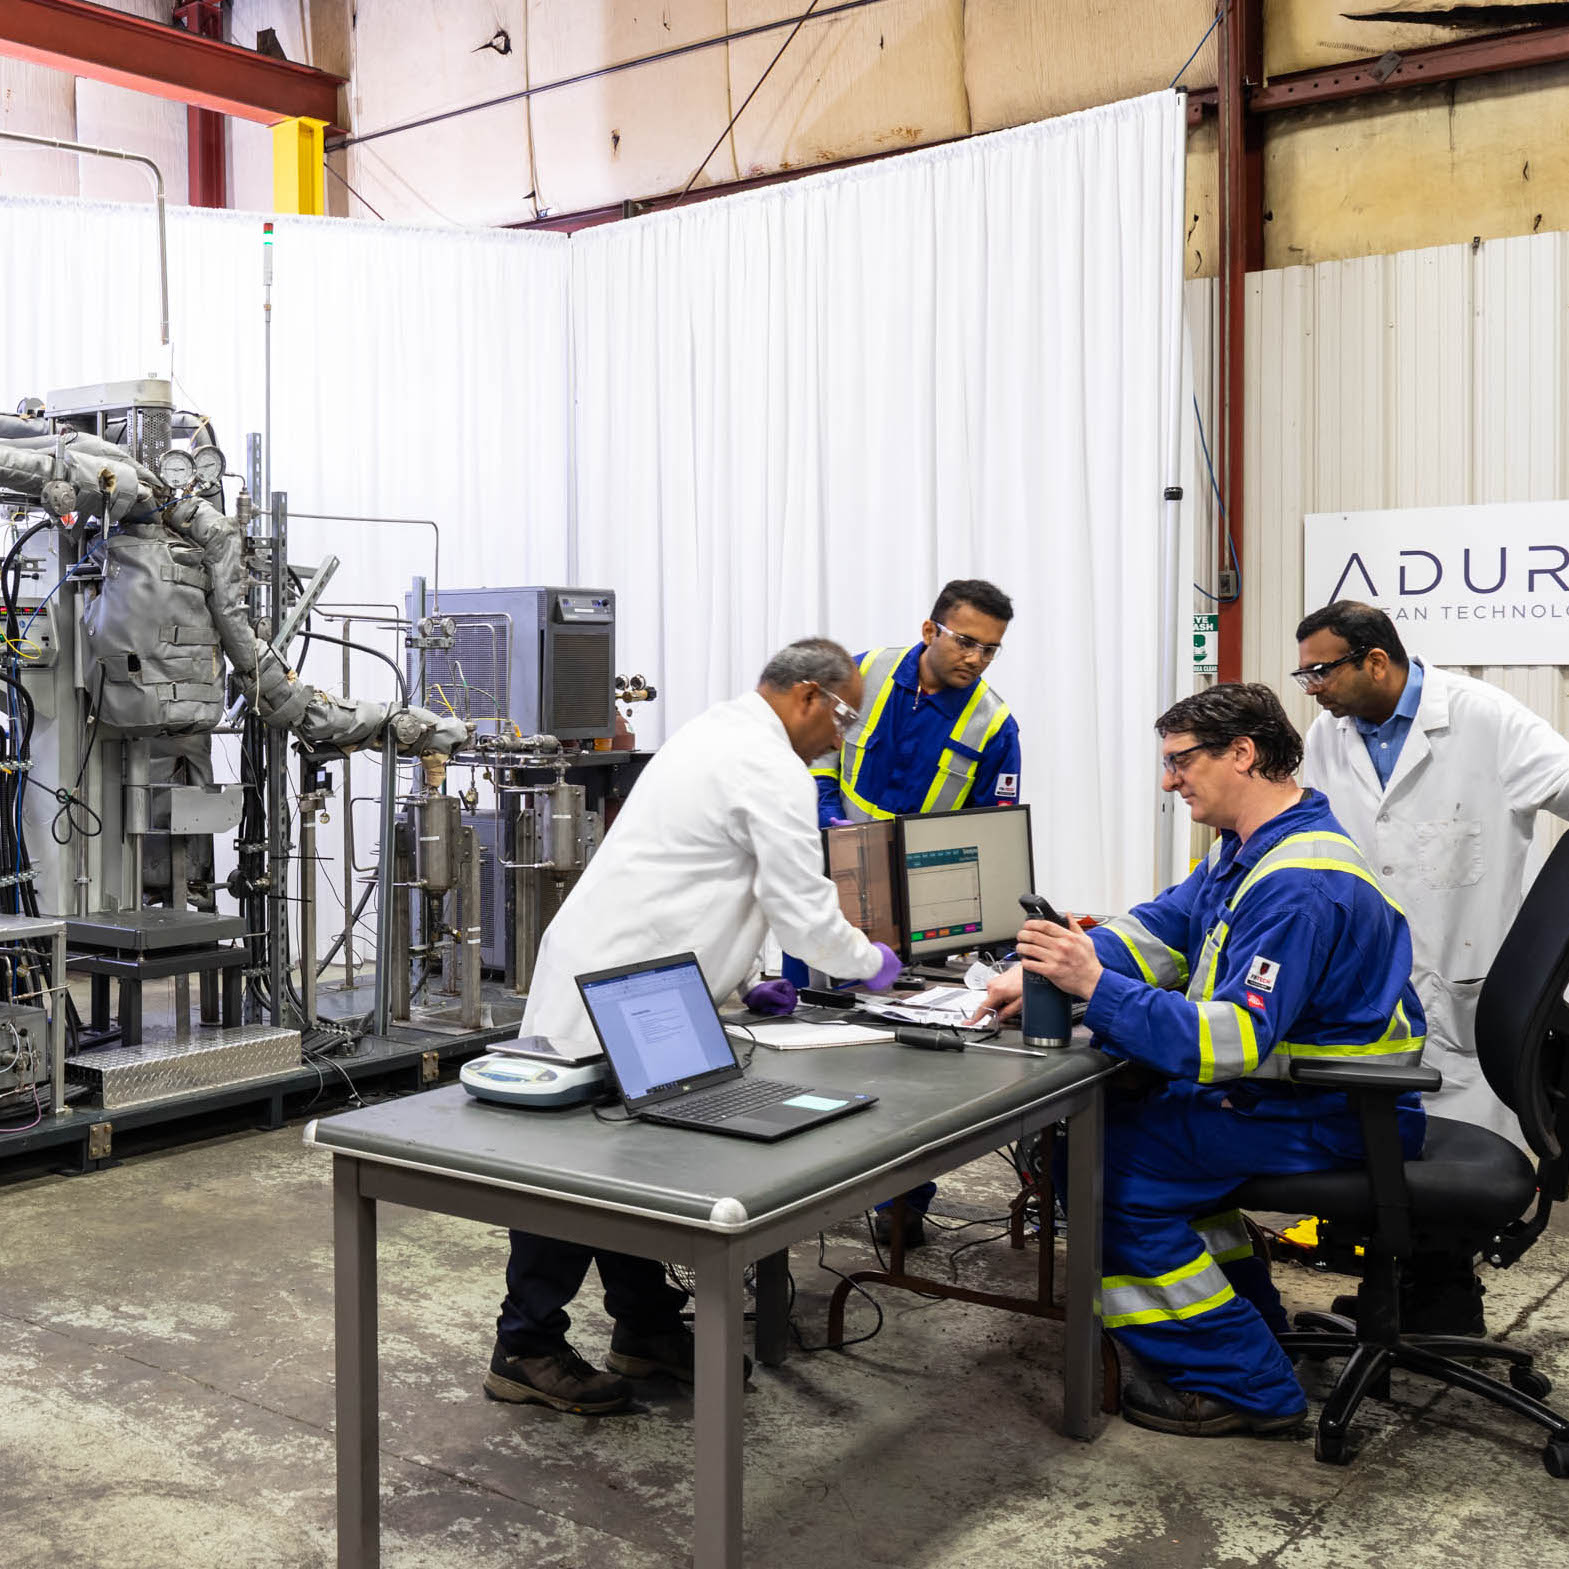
[873,1207,928,1252]
[606,1321,753,1383]
[1122,1374,1308,1438]
[483,1340,632,1414]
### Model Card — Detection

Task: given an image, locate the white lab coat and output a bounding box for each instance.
[1303,660,1569,1144]
[522,691,882,1053]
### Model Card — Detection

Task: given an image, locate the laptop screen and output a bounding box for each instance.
[576,954,738,1105]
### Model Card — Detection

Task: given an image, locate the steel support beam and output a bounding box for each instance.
[0,0,343,126]
[174,1,225,207]
[1217,0,1262,685]
[1251,23,1569,112]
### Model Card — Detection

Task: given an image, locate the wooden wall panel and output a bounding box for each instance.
[1264,0,1511,75]
[1264,63,1569,268]
[525,1,732,213]
[965,0,1216,132]
[724,0,968,178]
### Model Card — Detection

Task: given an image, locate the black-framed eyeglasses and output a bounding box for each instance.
[1290,648,1368,692]
[812,684,859,737]
[935,621,1004,661]
[1160,742,1212,779]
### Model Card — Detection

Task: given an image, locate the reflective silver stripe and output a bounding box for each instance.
[1194,831,1421,1079]
[1193,998,1260,1083]
[1233,831,1404,916]
[1101,1249,1237,1329]
[1102,914,1189,990]
[1192,1209,1254,1265]
[1185,921,1229,1002]
[836,647,906,823]
[921,681,1010,813]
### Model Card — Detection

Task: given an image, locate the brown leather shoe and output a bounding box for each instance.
[483,1340,632,1414]
[1123,1375,1307,1438]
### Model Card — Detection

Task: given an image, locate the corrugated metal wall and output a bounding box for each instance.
[1214,229,1569,855]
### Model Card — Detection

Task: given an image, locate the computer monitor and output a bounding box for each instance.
[822,820,901,953]
[895,804,1034,963]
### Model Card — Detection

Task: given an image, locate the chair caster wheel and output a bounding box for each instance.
[1543,1440,1569,1479]
[1314,1427,1351,1466]
[1511,1366,1552,1400]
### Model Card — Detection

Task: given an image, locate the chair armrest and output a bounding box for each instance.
[1290,1060,1442,1096]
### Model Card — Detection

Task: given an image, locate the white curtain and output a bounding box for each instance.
[1,90,1186,936]
[570,92,1187,912]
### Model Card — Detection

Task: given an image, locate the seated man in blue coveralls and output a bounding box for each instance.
[811,578,1022,1248]
[974,683,1426,1437]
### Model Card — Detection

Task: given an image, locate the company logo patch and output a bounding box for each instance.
[1245,954,1280,993]
[1245,991,1267,1012]
[995,772,1019,799]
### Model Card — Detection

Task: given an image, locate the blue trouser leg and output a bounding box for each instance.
[498,1230,689,1356]
[1091,1081,1361,1418]
[1222,1253,1290,1337]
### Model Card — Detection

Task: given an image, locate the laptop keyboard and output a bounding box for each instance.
[666,1077,811,1124]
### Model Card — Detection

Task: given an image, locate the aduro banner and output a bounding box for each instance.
[1304,500,1569,665]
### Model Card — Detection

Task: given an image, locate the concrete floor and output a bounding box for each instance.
[2,1101,1566,1569]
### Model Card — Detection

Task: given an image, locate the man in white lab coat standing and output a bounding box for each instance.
[484,638,903,1415]
[1295,599,1569,1330]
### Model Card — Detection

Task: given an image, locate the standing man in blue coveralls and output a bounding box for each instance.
[973,684,1426,1436]
[813,578,1022,1249]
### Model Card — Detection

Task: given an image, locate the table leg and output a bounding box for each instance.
[692,1239,745,1569]
[753,1250,789,1368]
[334,1157,380,1568]
[1062,1085,1105,1440]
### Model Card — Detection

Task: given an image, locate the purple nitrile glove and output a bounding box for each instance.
[743,978,798,1016]
[828,817,853,827]
[867,941,903,992]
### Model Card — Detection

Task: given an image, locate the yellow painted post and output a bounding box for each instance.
[272,117,326,216]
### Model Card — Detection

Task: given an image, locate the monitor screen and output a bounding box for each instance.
[896,805,1034,962]
[823,820,901,952]
[576,955,736,1104]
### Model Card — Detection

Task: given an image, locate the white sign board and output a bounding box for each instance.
[1304,500,1569,666]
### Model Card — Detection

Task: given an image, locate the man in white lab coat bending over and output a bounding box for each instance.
[1294,600,1569,1330]
[484,638,903,1415]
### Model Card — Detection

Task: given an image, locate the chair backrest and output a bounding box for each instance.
[1475,832,1569,1162]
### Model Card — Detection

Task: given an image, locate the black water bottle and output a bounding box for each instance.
[1018,894,1073,1048]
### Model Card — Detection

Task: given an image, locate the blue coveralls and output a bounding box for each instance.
[813,645,1022,826]
[1080,789,1427,1417]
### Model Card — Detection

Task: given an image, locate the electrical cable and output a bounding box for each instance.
[1192,393,1241,603]
[295,629,408,705]
[787,1231,886,1352]
[1169,8,1223,91]
[680,0,821,198]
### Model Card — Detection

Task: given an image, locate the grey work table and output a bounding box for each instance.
[306,1036,1119,1569]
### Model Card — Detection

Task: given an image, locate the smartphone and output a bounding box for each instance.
[1018,892,1069,928]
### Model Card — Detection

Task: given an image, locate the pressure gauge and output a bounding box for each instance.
[158,449,196,488]
[192,445,226,486]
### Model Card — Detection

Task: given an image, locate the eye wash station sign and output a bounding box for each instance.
[1304,500,1569,665]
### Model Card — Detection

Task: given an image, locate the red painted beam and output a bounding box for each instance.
[0,0,343,126]
[1186,24,1569,119]
[1250,23,1569,111]
[174,1,225,208]
[1217,0,1262,686]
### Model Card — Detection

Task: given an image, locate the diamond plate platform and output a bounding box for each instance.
[65,1025,302,1110]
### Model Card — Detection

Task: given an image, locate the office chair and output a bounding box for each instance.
[1226,833,1569,1477]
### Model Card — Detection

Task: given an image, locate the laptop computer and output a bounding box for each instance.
[574,952,878,1142]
